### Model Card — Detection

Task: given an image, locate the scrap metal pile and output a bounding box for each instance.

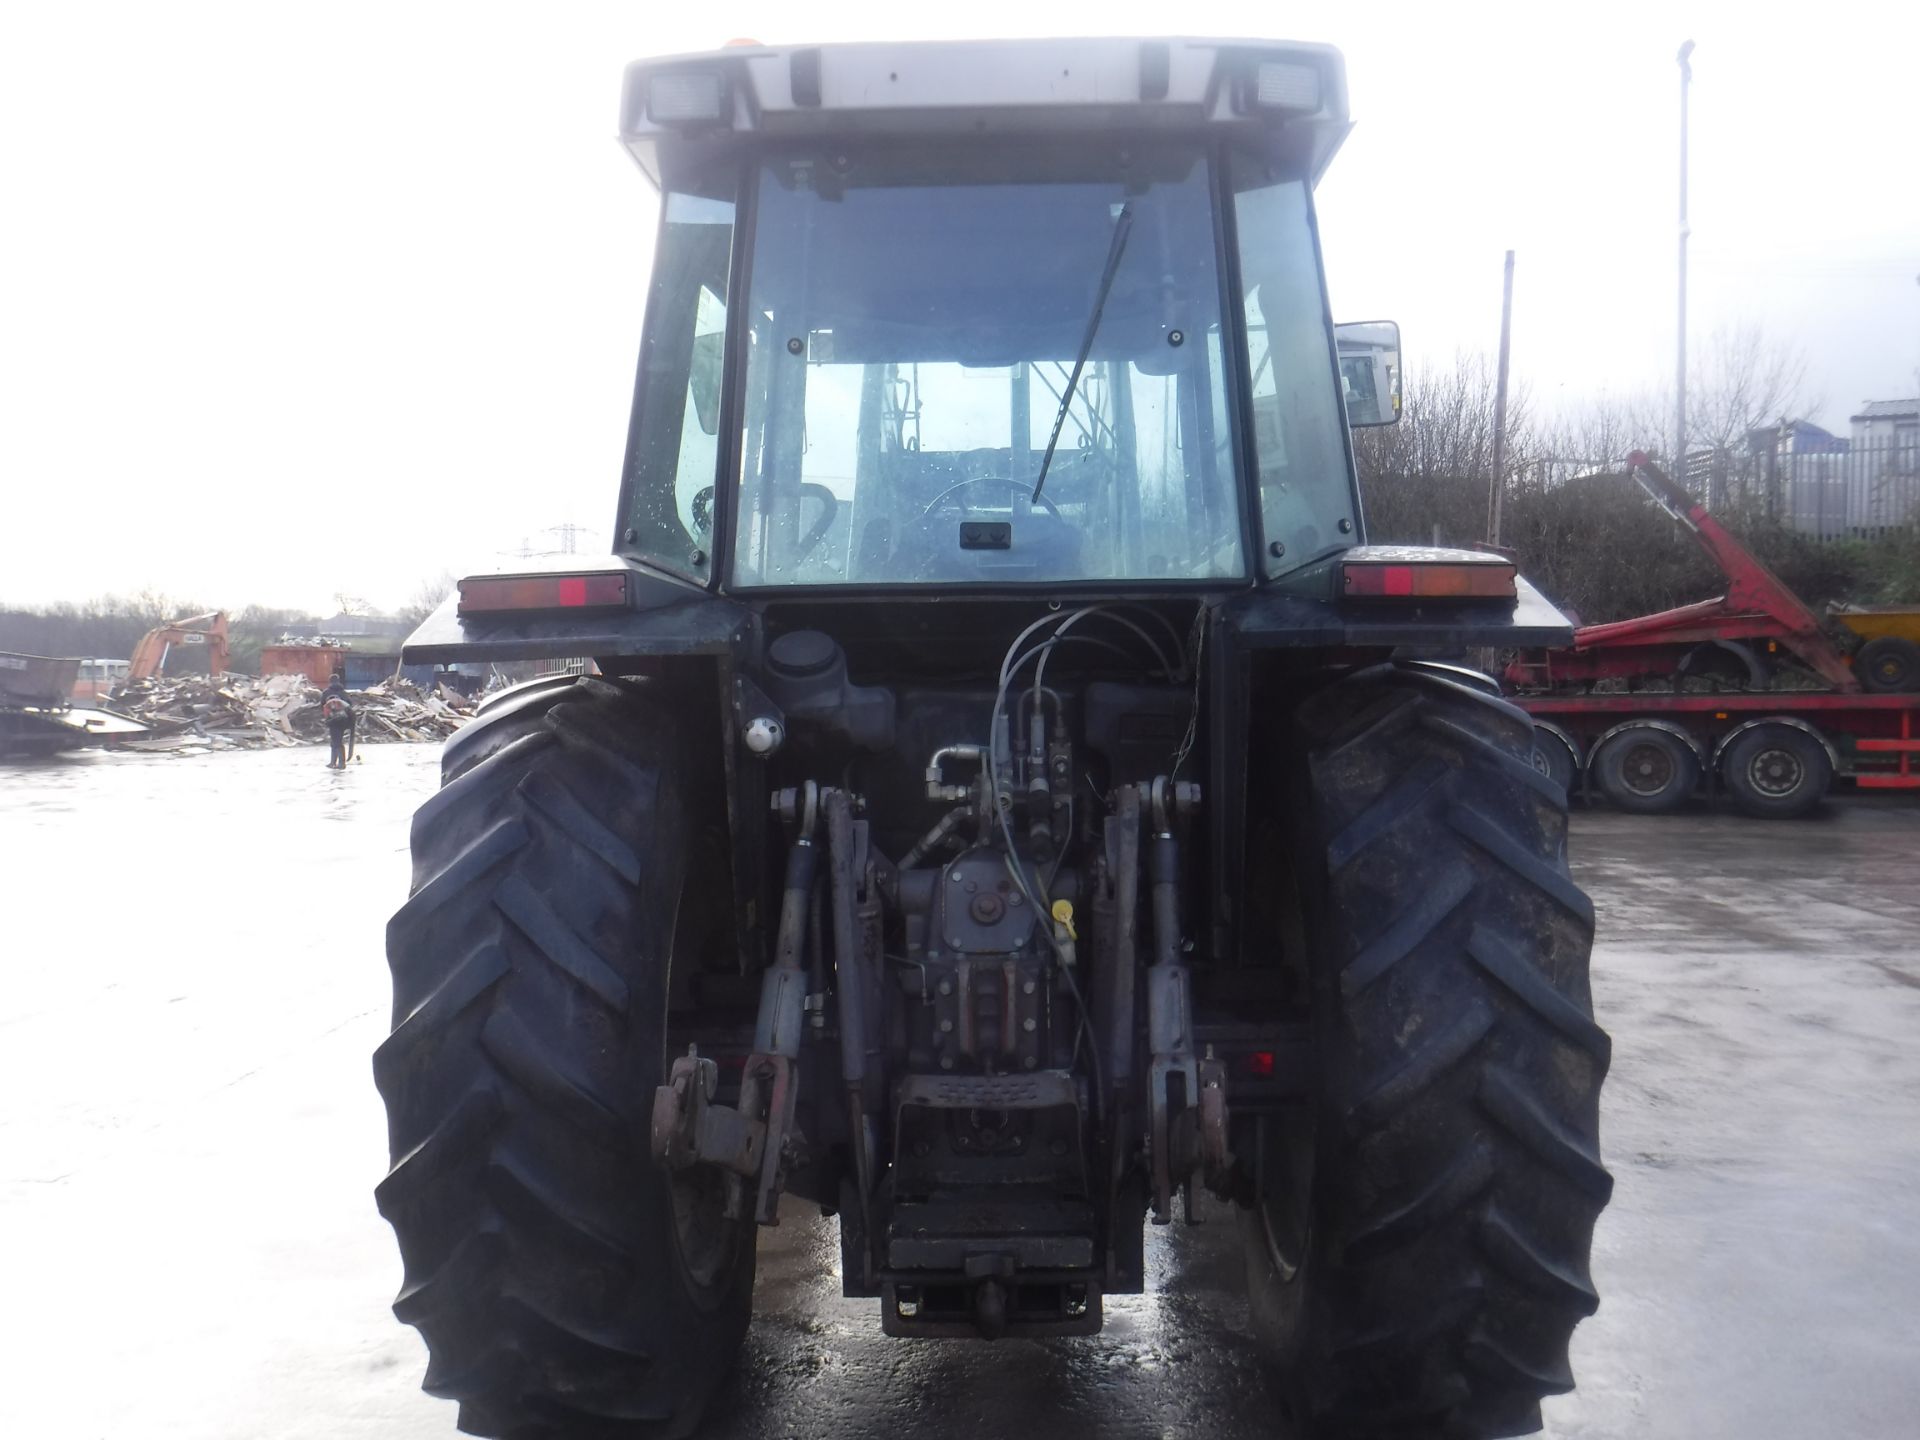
[111,674,472,751]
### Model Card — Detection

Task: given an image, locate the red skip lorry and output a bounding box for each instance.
[1504,453,1920,817]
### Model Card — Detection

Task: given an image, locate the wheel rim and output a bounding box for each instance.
[1619,741,1676,797]
[1254,1109,1316,1286]
[1745,744,1805,799]
[1876,656,1908,687]
[663,831,745,1303]
[1258,1191,1308,1284]
[670,1163,739,1294]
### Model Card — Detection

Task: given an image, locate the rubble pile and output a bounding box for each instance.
[110,674,472,750]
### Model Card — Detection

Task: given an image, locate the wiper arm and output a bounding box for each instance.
[1032,202,1135,503]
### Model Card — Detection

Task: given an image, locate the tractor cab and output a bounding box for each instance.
[614,39,1393,595]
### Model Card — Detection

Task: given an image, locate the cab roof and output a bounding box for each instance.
[619,37,1350,188]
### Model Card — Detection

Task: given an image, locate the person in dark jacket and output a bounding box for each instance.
[321,674,355,768]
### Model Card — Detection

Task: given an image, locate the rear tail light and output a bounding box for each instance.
[1342,554,1516,601]
[457,573,629,615]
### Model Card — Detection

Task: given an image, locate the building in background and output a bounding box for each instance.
[1851,399,1920,484]
[314,610,408,640]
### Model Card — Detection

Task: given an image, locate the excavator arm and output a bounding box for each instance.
[125,611,231,684]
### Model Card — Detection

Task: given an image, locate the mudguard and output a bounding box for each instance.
[1223,547,1574,652]
[399,555,750,665]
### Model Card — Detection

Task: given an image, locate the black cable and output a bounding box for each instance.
[990,608,1105,1119]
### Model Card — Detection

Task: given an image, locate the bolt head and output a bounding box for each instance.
[1022,1017,1037,1033]
[744,716,784,755]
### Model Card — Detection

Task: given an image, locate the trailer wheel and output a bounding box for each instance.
[375,676,754,1440]
[1858,637,1920,694]
[1721,725,1831,819]
[1594,726,1698,814]
[1530,726,1580,796]
[1243,664,1609,1439]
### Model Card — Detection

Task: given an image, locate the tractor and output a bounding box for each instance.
[376,36,1610,1440]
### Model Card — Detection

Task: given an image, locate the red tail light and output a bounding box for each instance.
[458,572,629,615]
[1342,554,1516,600]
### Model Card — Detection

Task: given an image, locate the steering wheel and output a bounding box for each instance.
[792,482,840,561]
[919,476,1064,521]
[688,482,839,563]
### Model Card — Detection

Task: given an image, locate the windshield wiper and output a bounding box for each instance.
[1031,202,1135,503]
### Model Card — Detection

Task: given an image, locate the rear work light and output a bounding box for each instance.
[646,69,728,126]
[458,573,629,616]
[1253,59,1322,112]
[1342,554,1517,601]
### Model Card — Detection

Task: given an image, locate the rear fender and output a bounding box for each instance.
[1224,572,1574,653]
[399,557,750,666]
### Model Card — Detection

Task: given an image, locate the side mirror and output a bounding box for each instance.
[1334,320,1401,427]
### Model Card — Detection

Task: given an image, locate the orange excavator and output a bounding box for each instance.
[123,611,231,686]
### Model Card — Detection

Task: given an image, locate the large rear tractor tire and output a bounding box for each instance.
[1243,664,1611,1439]
[375,676,754,1439]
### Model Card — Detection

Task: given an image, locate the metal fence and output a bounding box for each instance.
[1687,436,1920,540]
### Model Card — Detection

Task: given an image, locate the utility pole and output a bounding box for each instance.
[1676,40,1695,479]
[1489,249,1516,545]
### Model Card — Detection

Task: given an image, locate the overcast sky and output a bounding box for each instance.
[3,0,1915,614]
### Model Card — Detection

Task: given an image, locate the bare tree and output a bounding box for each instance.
[397,571,458,628]
[1354,352,1536,544]
[1685,321,1815,455]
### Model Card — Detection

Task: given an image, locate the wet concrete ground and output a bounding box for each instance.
[2,747,1918,1439]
